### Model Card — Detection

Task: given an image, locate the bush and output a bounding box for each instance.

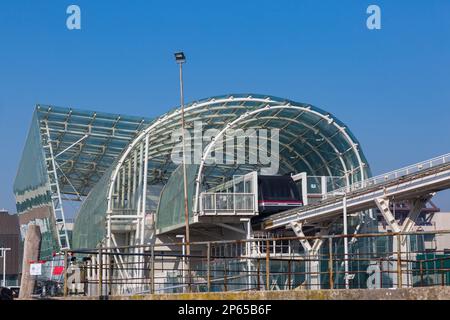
[0,287,14,300]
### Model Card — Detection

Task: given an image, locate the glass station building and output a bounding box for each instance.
[14,94,376,291]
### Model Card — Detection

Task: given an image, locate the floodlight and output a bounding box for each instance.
[174,51,186,63]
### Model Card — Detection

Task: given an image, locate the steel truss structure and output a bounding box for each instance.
[36,106,152,197]
[14,105,153,257]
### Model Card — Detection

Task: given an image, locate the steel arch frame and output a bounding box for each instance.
[106,95,367,242]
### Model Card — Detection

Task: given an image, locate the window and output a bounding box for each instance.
[260,177,301,201]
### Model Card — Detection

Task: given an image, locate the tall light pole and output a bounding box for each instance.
[342,195,349,289]
[174,51,191,291]
[334,192,350,289]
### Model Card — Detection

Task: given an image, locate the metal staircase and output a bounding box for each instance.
[41,121,71,251]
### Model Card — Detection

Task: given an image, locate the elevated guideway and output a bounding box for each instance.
[263,153,450,230]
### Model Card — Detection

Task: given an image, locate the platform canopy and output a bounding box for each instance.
[14,105,154,202]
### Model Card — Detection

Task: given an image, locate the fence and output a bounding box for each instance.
[57,230,450,297]
[325,153,450,198]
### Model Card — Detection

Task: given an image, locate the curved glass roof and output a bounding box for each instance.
[14,105,154,198]
[73,93,372,247]
[121,93,370,188]
[99,94,370,235]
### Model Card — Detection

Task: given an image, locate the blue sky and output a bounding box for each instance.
[0,0,449,212]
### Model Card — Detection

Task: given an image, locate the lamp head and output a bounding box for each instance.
[174,51,186,63]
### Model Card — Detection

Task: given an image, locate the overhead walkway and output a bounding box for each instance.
[263,153,450,231]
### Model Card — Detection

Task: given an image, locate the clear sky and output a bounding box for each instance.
[0,0,449,213]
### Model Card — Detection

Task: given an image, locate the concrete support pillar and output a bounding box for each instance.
[374,196,431,288]
[306,242,323,290]
[290,222,326,290]
[19,225,41,299]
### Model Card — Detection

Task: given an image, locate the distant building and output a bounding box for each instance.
[418,211,450,252]
[376,201,450,252]
[0,210,21,287]
[376,201,441,232]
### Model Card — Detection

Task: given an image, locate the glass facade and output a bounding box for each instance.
[14,105,153,258]
[107,94,371,238]
[15,94,372,256]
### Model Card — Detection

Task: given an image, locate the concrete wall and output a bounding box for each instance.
[58,287,450,300]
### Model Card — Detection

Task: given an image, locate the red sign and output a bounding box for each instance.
[52,266,64,275]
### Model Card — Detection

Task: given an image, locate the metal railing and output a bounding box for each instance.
[54,230,450,298]
[325,153,450,198]
[199,192,256,215]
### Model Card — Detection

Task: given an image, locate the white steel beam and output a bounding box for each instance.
[289,222,330,290]
[401,195,432,233]
[54,134,89,158]
[374,198,401,233]
[290,222,312,252]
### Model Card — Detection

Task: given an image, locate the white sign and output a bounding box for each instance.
[345,274,356,280]
[30,263,42,276]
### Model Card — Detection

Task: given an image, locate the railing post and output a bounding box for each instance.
[224,259,228,292]
[257,259,261,290]
[98,246,103,298]
[379,258,384,289]
[108,251,113,296]
[150,245,155,294]
[266,240,270,291]
[213,193,216,214]
[420,260,424,287]
[63,250,69,297]
[207,242,211,292]
[288,259,291,290]
[396,235,402,289]
[328,238,334,289]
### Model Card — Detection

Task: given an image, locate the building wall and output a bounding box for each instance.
[423,212,450,251]
[0,210,21,282]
